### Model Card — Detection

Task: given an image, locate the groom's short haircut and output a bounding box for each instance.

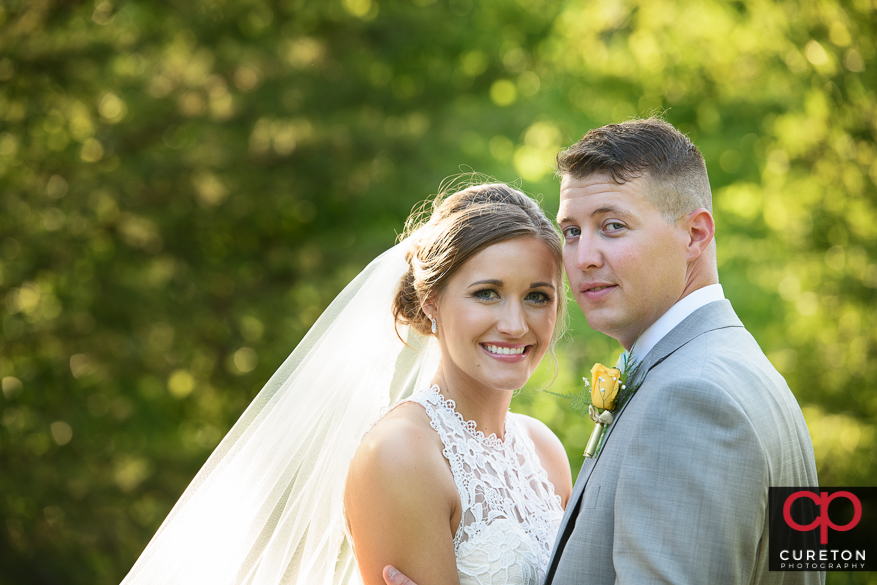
[556,117,712,222]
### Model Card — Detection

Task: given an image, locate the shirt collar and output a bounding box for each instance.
[629,284,725,364]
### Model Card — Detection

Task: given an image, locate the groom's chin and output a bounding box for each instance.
[579,311,626,344]
[578,306,608,333]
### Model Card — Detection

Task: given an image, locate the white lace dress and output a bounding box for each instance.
[403,385,564,585]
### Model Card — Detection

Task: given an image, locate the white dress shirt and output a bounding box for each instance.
[627,284,725,365]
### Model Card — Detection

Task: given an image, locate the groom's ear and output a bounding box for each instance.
[682,208,715,261]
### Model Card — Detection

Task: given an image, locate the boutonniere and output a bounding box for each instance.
[548,351,642,458]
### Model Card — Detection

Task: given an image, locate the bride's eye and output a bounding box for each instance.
[472,288,500,301]
[525,291,552,305]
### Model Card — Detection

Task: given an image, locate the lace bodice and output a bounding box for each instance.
[404,386,564,585]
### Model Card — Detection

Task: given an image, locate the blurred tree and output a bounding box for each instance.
[519,0,877,487]
[0,0,874,583]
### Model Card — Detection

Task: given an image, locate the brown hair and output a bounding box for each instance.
[393,180,566,350]
[556,117,712,221]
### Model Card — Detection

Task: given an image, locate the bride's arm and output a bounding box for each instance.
[345,405,461,585]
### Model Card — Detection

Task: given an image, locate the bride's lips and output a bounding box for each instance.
[580,282,617,301]
[480,342,531,363]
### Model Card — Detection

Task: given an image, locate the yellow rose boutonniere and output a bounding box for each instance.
[548,351,642,459]
[589,363,621,410]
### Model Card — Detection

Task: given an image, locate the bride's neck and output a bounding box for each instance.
[431,367,514,440]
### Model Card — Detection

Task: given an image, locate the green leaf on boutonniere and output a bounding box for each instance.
[614,351,643,412]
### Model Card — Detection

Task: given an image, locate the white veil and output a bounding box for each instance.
[122,237,441,585]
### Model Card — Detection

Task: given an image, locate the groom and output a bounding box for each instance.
[384,118,821,584]
[542,118,821,584]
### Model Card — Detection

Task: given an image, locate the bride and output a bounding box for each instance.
[121,181,571,585]
[346,183,571,585]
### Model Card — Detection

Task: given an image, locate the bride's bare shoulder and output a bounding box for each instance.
[346,401,449,492]
[344,400,459,583]
[345,401,460,584]
[355,401,441,460]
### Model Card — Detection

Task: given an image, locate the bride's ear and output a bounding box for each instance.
[421,298,440,335]
[421,297,437,321]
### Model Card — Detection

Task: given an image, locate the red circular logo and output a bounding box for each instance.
[783,490,862,545]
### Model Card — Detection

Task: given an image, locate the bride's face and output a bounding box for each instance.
[427,236,560,393]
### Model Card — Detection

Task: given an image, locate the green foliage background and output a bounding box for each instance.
[1,0,875,583]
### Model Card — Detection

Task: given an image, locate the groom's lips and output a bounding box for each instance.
[580,282,617,301]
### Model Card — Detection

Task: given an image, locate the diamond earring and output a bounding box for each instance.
[428,314,437,334]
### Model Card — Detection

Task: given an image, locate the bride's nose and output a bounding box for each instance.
[496,301,528,338]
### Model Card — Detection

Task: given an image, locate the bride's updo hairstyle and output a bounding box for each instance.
[393,180,566,349]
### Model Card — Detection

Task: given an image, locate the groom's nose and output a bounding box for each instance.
[570,232,604,271]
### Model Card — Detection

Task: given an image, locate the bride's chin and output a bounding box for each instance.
[482,372,534,393]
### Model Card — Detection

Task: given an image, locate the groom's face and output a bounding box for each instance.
[558,173,689,349]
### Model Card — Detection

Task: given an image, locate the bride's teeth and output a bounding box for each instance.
[485,344,524,355]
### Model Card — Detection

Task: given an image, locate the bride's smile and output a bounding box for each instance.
[481,342,528,359]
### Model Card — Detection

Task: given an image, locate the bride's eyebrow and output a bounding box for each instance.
[468,279,555,290]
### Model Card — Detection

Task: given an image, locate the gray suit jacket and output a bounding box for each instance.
[545,300,822,585]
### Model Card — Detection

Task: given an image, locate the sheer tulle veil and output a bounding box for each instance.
[122,236,440,585]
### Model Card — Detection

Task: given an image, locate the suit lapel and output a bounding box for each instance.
[543,300,744,585]
[638,299,744,372]
[598,299,744,446]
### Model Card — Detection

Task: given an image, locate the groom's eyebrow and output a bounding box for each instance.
[556,205,628,225]
[556,214,573,225]
[592,205,627,217]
